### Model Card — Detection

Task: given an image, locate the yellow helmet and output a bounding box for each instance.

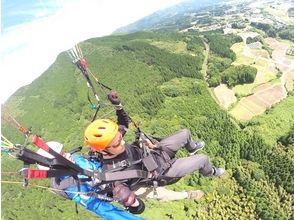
[84,119,119,150]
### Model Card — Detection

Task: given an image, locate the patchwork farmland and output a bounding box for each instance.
[213,34,294,121]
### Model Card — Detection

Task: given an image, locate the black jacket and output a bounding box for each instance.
[101,108,177,188]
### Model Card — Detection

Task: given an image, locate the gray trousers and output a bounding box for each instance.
[158,129,213,177]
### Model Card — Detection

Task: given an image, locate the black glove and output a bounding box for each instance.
[127,198,145,214]
[107,91,121,105]
[113,183,136,207]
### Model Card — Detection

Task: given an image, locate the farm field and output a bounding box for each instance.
[214,34,292,121]
[284,69,294,91]
[230,83,287,121]
[213,84,237,109]
[264,4,294,25]
[230,41,277,96]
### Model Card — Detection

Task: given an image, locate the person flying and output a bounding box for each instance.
[84,91,225,208]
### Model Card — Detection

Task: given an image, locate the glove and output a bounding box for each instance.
[107,91,121,105]
[113,183,136,207]
[127,198,145,214]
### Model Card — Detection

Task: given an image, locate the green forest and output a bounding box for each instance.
[204,33,258,88]
[2,29,294,220]
[251,22,294,41]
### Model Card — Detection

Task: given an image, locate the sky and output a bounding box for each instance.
[0,0,186,103]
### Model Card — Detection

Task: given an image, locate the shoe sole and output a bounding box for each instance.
[189,145,205,155]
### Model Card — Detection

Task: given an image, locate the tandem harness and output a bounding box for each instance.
[16,135,149,188]
[102,132,178,192]
[16,134,178,199]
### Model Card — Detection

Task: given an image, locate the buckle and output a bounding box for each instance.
[119,160,129,167]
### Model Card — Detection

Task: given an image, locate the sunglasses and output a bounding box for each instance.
[106,132,123,149]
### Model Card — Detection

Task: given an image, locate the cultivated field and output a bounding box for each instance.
[213,84,237,109]
[284,69,294,91]
[231,41,277,96]
[264,4,294,25]
[230,83,287,121]
[265,38,294,91]
[214,34,292,121]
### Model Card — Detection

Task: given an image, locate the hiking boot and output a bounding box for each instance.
[189,141,205,155]
[187,190,205,200]
[212,167,225,177]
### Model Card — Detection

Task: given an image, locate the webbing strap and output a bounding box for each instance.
[31,135,84,173]
[21,168,79,179]
[102,170,149,182]
[31,135,49,151]
[16,148,53,166]
[23,168,149,184]
[27,169,47,179]
[105,159,142,172]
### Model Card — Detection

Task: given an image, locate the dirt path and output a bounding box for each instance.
[199,37,226,106]
[201,38,209,79]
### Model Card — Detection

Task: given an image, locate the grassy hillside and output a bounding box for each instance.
[2,31,294,220]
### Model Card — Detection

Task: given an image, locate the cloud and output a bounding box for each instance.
[1,0,185,102]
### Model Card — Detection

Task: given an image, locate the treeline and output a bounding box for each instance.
[251,22,276,37]
[251,22,294,41]
[184,35,205,54]
[279,125,294,147]
[279,27,294,42]
[222,65,257,87]
[246,35,262,44]
[204,33,256,88]
[204,33,242,60]
[207,63,257,88]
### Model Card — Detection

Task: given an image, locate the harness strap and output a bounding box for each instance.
[51,176,115,202]
[152,180,158,199]
[106,159,142,172]
[157,150,176,173]
[20,168,79,179]
[32,135,84,173]
[51,177,75,199]
[101,170,149,182]
[16,148,67,169]
[23,163,29,187]
[17,155,149,184]
[73,176,80,214]
[159,146,176,158]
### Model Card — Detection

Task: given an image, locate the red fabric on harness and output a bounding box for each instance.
[32,135,49,152]
[27,169,47,179]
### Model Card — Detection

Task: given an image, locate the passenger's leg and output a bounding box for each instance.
[135,187,189,201]
[164,154,213,177]
[159,129,195,156]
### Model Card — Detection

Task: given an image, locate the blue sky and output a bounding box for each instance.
[1,0,185,103]
[2,0,59,31]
